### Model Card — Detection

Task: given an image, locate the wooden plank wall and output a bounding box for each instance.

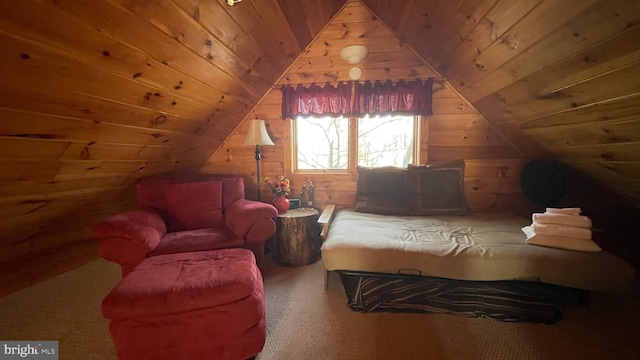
[2,0,638,295]
[203,85,528,214]
[203,1,529,214]
[364,0,640,206]
[364,0,640,267]
[0,0,344,296]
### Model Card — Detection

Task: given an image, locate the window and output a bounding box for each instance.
[293,114,418,172]
[357,115,415,167]
[295,116,349,170]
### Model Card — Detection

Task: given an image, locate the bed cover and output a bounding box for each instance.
[321,210,636,323]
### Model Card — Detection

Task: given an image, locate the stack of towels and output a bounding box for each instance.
[521,207,601,252]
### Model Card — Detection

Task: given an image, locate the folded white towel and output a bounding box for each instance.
[531,222,592,240]
[522,226,601,252]
[532,213,592,229]
[546,207,581,215]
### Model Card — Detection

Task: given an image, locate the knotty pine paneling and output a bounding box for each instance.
[0,176,131,199]
[550,143,640,163]
[0,226,92,264]
[386,0,499,70]
[50,0,266,98]
[530,120,640,148]
[0,239,103,297]
[0,138,70,161]
[448,0,602,94]
[115,0,281,86]
[0,78,209,135]
[605,178,640,196]
[462,0,640,104]
[2,194,135,233]
[518,94,640,130]
[475,61,640,125]
[3,0,640,294]
[565,161,640,181]
[0,34,212,121]
[0,0,347,295]
[56,159,205,179]
[434,0,542,78]
[0,185,137,297]
[0,110,188,148]
[204,2,527,215]
[0,1,250,113]
[205,92,527,212]
[277,0,435,87]
[367,0,640,268]
[276,0,346,47]
[0,186,136,234]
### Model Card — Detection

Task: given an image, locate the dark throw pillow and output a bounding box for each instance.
[407,160,471,216]
[354,166,409,215]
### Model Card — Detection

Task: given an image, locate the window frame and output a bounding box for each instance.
[291,115,421,174]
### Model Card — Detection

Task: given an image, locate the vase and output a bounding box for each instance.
[273,195,290,214]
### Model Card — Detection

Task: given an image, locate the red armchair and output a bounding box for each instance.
[91,174,277,276]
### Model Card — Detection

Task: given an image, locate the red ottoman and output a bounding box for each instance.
[101,248,265,360]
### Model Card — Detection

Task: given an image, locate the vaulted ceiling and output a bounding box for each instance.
[2,0,638,200]
[272,0,640,205]
[1,0,639,294]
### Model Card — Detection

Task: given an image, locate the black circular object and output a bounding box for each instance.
[520,159,567,206]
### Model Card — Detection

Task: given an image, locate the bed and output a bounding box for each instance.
[321,210,635,323]
[319,162,636,323]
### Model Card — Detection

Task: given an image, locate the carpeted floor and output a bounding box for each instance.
[1,255,639,359]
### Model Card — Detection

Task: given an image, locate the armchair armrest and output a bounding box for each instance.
[90,208,167,255]
[225,199,278,238]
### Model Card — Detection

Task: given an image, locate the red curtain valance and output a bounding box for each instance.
[280,82,352,119]
[353,79,433,117]
[280,79,434,119]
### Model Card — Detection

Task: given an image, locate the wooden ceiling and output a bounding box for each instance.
[274,0,639,206]
[1,0,639,294]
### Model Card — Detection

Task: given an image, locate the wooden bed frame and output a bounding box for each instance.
[317,204,336,290]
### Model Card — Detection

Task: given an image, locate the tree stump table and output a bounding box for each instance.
[273,208,322,266]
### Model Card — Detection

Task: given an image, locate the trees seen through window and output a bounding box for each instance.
[294,115,416,171]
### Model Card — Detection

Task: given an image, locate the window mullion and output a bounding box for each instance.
[418,115,427,165]
[287,119,295,173]
[414,115,421,165]
[348,116,357,172]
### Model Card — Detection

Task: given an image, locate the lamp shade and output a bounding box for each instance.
[243,119,274,146]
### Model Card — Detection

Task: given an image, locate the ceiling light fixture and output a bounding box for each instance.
[340,45,368,64]
[340,45,368,80]
[227,0,242,6]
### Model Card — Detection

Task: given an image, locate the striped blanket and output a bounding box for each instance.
[339,271,590,324]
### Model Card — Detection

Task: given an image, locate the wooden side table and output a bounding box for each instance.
[273,208,322,266]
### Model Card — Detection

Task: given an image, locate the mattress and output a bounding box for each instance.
[321,210,635,291]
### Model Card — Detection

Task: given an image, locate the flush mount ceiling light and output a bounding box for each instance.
[227,0,242,6]
[340,45,368,64]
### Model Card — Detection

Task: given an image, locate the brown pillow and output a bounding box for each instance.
[407,160,471,215]
[354,166,409,215]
